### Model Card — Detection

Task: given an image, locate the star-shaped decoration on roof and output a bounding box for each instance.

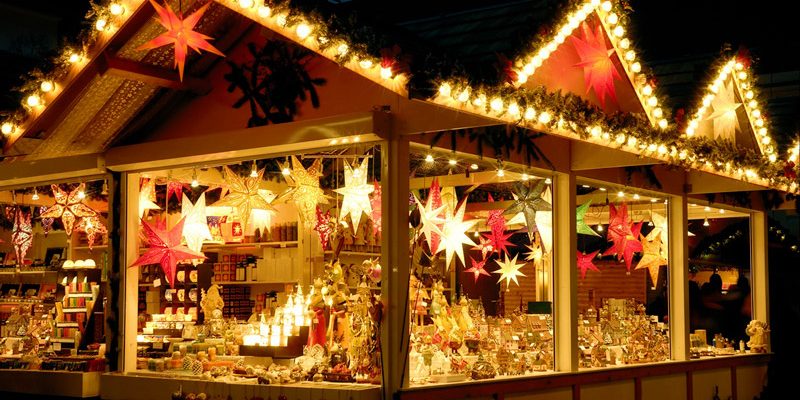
[577,250,601,279]
[181,193,212,254]
[39,183,98,236]
[313,206,333,250]
[464,257,491,283]
[370,181,382,236]
[138,0,224,81]
[281,156,328,228]
[130,218,206,288]
[571,21,620,107]
[504,180,552,243]
[438,200,478,270]
[214,166,275,231]
[76,216,107,250]
[636,231,668,285]
[706,79,742,141]
[577,200,600,236]
[493,253,526,290]
[334,158,374,229]
[12,208,32,264]
[139,178,161,219]
[607,203,643,271]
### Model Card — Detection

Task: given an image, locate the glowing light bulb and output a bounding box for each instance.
[276,14,287,26]
[599,187,607,192]
[490,97,503,112]
[653,107,663,118]
[521,173,530,181]
[250,161,258,178]
[631,62,642,73]
[538,111,551,124]
[633,193,640,200]
[596,224,604,232]
[719,209,725,214]
[257,5,271,18]
[336,43,349,56]
[470,163,479,170]
[32,189,39,201]
[650,198,658,203]
[448,159,457,166]
[617,191,625,198]
[738,71,747,80]
[109,3,124,15]
[281,167,291,176]
[703,218,710,227]
[658,119,668,129]
[425,154,434,163]
[745,90,754,99]
[606,13,618,25]
[507,102,520,117]
[26,94,41,107]
[458,89,470,103]
[496,168,505,177]
[438,83,452,97]
[296,23,312,39]
[619,38,630,49]
[95,18,108,31]
[380,66,392,79]
[77,188,86,199]
[68,52,82,63]
[616,134,626,144]
[1,122,15,135]
[40,81,54,93]
[625,50,636,61]
[238,0,254,8]
[191,170,200,187]
[642,85,653,96]
[601,1,612,12]
[613,26,624,38]
[647,96,658,107]
[524,107,536,121]
[359,59,373,69]
[544,178,552,184]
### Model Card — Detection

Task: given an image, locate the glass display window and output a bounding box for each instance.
[406,147,555,385]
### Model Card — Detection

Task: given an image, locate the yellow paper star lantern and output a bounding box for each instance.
[139,179,160,218]
[525,241,543,268]
[214,166,275,230]
[636,231,668,285]
[437,200,478,270]
[249,189,277,235]
[282,156,328,228]
[181,193,212,253]
[493,253,526,290]
[333,158,374,229]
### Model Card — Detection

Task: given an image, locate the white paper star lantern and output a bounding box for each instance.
[181,193,212,253]
[334,158,374,229]
[437,200,478,270]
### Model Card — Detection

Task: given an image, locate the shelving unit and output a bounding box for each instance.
[202,241,298,249]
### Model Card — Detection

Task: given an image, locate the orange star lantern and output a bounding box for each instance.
[138,0,224,81]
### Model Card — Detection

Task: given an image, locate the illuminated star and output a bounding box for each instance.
[334,158,374,229]
[138,0,224,81]
[464,257,491,283]
[181,193,212,254]
[12,209,32,264]
[281,156,328,228]
[413,193,445,255]
[493,253,526,290]
[313,206,333,250]
[483,230,514,256]
[438,200,478,270]
[571,21,620,107]
[165,180,184,203]
[607,203,643,271]
[40,183,98,236]
[706,80,742,141]
[370,181,382,236]
[650,212,669,259]
[40,206,54,237]
[250,189,276,234]
[525,241,543,267]
[130,218,206,288]
[636,232,668,285]
[534,186,553,253]
[471,236,495,259]
[138,178,161,219]
[577,200,600,236]
[577,250,601,279]
[76,216,107,250]
[214,166,275,231]
[504,180,551,243]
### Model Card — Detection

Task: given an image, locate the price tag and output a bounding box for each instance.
[153,341,164,350]
[153,278,161,288]
[53,342,62,351]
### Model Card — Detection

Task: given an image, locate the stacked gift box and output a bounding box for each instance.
[220,286,255,320]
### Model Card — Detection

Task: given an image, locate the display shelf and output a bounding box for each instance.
[72,245,109,251]
[324,250,382,257]
[51,338,77,343]
[56,322,80,328]
[202,241,298,249]
[66,293,95,298]
[63,307,88,313]
[212,280,297,286]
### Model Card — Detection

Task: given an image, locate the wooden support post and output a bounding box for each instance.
[669,193,690,361]
[751,211,769,326]
[554,171,578,372]
[120,172,141,372]
[381,126,410,397]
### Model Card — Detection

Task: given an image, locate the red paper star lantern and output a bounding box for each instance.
[165,180,184,204]
[607,203,643,271]
[313,206,333,250]
[12,209,32,265]
[40,206,54,237]
[464,257,491,283]
[482,230,514,257]
[130,218,205,288]
[138,0,224,81]
[571,21,620,107]
[577,250,601,279]
[426,178,444,253]
[471,236,495,259]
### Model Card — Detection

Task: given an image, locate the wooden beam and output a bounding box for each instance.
[409,170,526,190]
[100,54,212,94]
[571,141,660,171]
[0,153,106,188]
[686,170,768,194]
[3,2,154,152]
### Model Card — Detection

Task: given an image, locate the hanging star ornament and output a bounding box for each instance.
[577,250,601,279]
[138,0,224,81]
[571,21,620,107]
[471,236,495,259]
[313,206,333,250]
[139,178,161,218]
[334,158,374,229]
[130,218,206,288]
[464,257,491,283]
[250,189,276,235]
[181,193,212,254]
[525,241,544,267]
[504,180,551,243]
[706,79,742,141]
[370,181,382,236]
[483,230,514,256]
[535,186,553,253]
[76,216,107,250]
[493,253,526,290]
[607,203,643,271]
[40,183,98,236]
[214,166,275,231]
[40,206,54,236]
[281,156,328,228]
[165,180,184,204]
[12,209,32,265]
[413,191,445,255]
[425,178,444,253]
[636,231,668,285]
[650,211,669,259]
[577,200,601,236]
[438,200,478,270]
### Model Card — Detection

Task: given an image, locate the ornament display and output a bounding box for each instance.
[577,250,601,279]
[504,180,551,243]
[570,21,620,107]
[181,193,212,254]
[282,156,328,228]
[333,158,374,229]
[493,253,526,289]
[576,200,600,236]
[214,166,275,231]
[438,200,478,270]
[39,183,98,236]
[130,218,206,288]
[138,0,224,81]
[464,257,491,283]
[12,209,32,264]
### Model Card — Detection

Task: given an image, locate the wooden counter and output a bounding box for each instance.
[0,369,101,398]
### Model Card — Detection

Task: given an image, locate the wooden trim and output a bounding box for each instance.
[396,355,770,400]
[101,54,212,94]
[634,377,642,400]
[731,366,737,400]
[573,384,580,400]
[687,371,693,400]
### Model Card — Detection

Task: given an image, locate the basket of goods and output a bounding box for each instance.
[323,363,355,382]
